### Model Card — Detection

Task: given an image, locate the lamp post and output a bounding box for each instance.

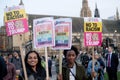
[29,25,32,40]
[113,30,117,47]
[29,25,33,50]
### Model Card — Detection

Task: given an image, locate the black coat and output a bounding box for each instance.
[62,62,88,80]
[0,56,7,80]
[27,67,46,80]
[106,53,119,71]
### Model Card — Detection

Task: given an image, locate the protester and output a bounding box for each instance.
[8,53,13,63]
[97,54,105,80]
[81,52,90,69]
[48,56,52,77]
[106,46,119,80]
[24,51,46,80]
[41,56,46,69]
[57,46,88,80]
[87,52,101,80]
[3,56,16,80]
[0,56,7,80]
[11,51,22,76]
[55,57,59,74]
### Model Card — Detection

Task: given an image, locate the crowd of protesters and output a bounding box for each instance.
[56,45,119,80]
[0,45,119,80]
[0,51,23,80]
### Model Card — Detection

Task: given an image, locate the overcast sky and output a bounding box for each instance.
[0,0,120,26]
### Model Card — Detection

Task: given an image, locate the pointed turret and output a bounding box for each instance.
[19,0,24,5]
[94,3,100,17]
[5,5,8,8]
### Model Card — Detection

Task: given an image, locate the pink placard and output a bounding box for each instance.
[84,32,102,46]
[6,18,29,36]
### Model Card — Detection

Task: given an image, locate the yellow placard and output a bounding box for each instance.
[84,22,102,32]
[4,9,26,22]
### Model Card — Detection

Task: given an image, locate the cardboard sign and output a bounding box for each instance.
[53,18,72,50]
[4,5,28,36]
[84,17,102,46]
[33,17,55,48]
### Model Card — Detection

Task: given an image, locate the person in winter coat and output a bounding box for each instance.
[24,51,46,80]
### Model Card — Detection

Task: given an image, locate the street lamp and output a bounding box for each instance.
[29,25,32,40]
[113,30,117,47]
[114,30,117,33]
[29,25,33,50]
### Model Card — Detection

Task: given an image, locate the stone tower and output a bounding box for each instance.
[80,0,92,17]
[94,3,100,17]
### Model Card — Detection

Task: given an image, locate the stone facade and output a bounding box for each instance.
[80,0,92,17]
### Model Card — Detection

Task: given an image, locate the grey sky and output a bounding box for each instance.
[0,0,120,26]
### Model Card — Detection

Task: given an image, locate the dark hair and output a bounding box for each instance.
[25,51,43,73]
[7,53,12,56]
[63,46,79,58]
[108,45,114,50]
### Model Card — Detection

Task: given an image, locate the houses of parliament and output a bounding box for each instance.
[0,0,120,54]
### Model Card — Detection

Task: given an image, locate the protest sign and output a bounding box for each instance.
[53,18,72,50]
[33,17,55,48]
[84,32,102,46]
[84,17,102,32]
[4,5,28,36]
[33,17,55,79]
[84,17,102,46]
[84,17,102,80]
[4,5,29,80]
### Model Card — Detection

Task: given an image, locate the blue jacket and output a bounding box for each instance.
[87,60,100,80]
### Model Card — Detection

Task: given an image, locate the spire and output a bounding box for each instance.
[116,7,119,20]
[80,0,92,17]
[19,0,24,5]
[94,3,100,17]
[5,5,8,8]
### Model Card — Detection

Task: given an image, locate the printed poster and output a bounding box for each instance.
[33,17,55,48]
[84,32,102,46]
[84,17,102,32]
[53,18,72,50]
[4,5,28,36]
[84,17,102,46]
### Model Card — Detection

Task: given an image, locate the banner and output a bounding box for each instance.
[53,18,72,50]
[4,5,28,36]
[33,17,55,48]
